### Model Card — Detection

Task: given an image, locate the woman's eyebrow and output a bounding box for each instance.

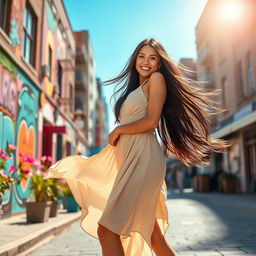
[138,53,158,57]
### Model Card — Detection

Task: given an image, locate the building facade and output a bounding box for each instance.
[0,0,89,218]
[196,0,256,192]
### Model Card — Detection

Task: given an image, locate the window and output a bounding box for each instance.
[75,95,83,110]
[0,0,10,32]
[56,135,63,161]
[22,4,36,66]
[57,62,62,96]
[237,61,244,98]
[48,46,52,80]
[247,52,255,94]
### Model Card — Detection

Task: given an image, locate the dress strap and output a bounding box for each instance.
[140,79,149,87]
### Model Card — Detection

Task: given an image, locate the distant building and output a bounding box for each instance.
[196,0,256,192]
[74,30,107,155]
[96,77,109,149]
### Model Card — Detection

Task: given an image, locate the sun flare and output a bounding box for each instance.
[219,0,243,22]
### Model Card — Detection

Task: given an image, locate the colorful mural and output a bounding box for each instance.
[0,50,39,217]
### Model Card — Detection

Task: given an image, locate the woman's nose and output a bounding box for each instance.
[143,58,149,64]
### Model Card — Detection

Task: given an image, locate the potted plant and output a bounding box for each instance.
[218,171,237,193]
[25,176,52,223]
[0,144,26,218]
[61,183,79,212]
[193,173,210,192]
[18,153,53,223]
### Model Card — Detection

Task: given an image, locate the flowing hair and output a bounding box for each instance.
[101,38,228,166]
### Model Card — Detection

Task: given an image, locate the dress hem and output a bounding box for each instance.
[79,208,169,256]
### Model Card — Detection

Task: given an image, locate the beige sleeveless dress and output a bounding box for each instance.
[43,82,169,256]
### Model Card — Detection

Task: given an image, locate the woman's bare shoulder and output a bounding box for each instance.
[148,72,166,90]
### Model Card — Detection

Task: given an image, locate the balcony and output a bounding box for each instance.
[75,70,87,90]
[76,45,88,64]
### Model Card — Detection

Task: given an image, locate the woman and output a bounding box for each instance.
[44,38,226,256]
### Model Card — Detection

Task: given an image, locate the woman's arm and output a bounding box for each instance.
[108,72,167,145]
[118,72,167,133]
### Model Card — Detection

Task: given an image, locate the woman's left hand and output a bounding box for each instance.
[108,127,121,146]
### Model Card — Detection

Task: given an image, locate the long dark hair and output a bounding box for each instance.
[101,38,227,166]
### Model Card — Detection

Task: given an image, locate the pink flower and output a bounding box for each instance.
[8,145,17,150]
[59,178,66,184]
[9,165,16,173]
[47,156,52,161]
[41,156,47,161]
[37,164,43,170]
[18,152,26,159]
[0,149,3,154]
[0,154,10,160]
[26,156,35,163]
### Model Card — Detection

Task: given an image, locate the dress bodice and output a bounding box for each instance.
[119,85,148,125]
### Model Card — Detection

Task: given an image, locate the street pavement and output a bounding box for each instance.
[28,191,256,256]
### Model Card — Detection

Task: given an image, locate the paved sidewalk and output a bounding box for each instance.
[1,192,256,256]
[168,191,256,256]
[0,209,80,256]
[28,191,256,256]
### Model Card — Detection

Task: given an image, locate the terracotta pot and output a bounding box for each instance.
[25,201,52,223]
[49,200,58,217]
[221,178,236,193]
[197,175,210,192]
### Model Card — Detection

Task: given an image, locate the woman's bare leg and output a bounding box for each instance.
[151,220,177,256]
[97,224,125,256]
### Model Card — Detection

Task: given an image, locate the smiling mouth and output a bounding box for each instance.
[140,66,151,71]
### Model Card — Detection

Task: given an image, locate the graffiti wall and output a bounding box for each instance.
[0,50,39,217]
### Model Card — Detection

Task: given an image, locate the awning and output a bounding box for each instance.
[212,111,256,139]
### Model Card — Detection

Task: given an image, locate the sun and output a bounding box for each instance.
[219,0,243,22]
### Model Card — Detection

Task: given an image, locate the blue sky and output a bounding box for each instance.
[63,0,207,130]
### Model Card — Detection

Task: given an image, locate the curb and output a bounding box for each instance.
[0,212,80,256]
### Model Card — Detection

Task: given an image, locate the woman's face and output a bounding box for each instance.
[135,45,161,80]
